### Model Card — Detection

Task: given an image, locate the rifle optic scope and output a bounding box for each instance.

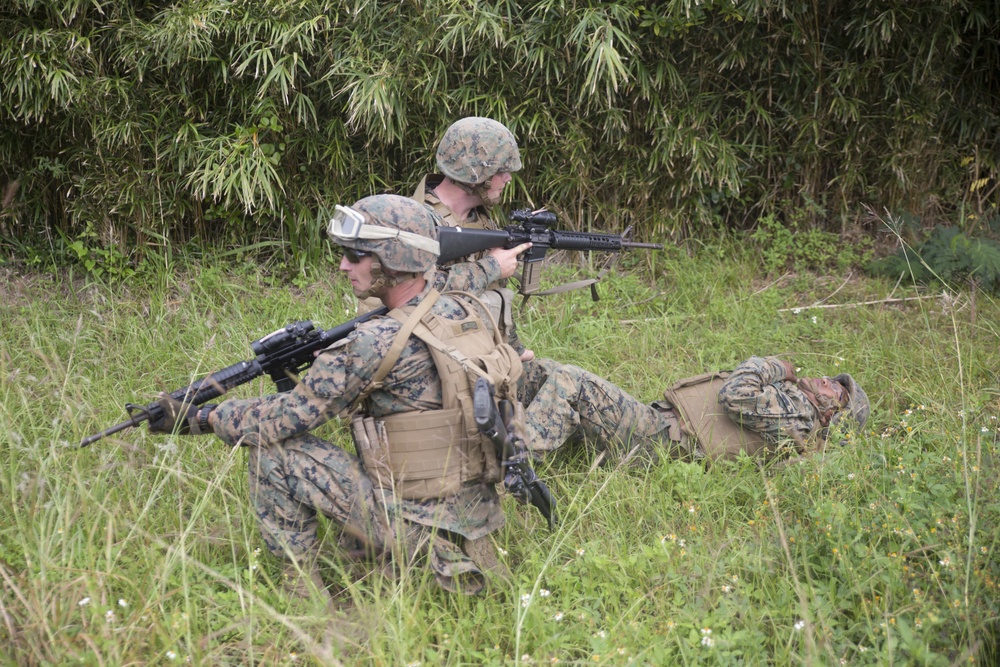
[509,208,558,226]
[251,321,314,357]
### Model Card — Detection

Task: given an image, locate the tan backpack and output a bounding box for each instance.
[662,372,772,462]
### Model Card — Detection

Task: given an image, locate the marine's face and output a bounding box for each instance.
[339,248,375,298]
[482,171,512,205]
[798,376,847,405]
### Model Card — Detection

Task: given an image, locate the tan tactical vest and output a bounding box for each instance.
[661,372,771,462]
[351,290,523,499]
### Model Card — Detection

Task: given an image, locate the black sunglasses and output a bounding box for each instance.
[341,248,373,263]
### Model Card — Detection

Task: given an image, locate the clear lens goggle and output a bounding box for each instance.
[327,205,440,255]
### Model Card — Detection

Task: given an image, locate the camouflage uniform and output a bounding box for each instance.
[716,356,821,444]
[211,283,505,593]
[522,356,855,463]
[521,364,682,461]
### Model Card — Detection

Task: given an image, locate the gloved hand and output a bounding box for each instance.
[147,394,202,435]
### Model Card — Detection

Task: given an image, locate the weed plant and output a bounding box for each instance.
[1,245,999,665]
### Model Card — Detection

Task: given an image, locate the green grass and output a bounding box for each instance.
[1,245,999,666]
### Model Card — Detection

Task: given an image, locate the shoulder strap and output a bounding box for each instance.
[350,289,441,411]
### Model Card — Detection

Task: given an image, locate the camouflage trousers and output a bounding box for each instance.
[247,433,494,593]
[522,364,690,462]
[519,356,562,405]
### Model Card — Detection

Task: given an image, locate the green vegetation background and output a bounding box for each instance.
[2,244,1000,665]
[2,0,998,274]
[2,0,1000,664]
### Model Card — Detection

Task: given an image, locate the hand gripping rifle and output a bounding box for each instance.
[438,208,663,298]
[472,376,556,530]
[79,308,388,446]
[81,214,656,447]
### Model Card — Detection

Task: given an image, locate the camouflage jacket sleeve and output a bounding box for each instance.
[717,356,819,444]
[209,321,432,448]
[430,258,502,295]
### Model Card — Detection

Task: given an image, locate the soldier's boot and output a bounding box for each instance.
[462,536,510,581]
[280,558,333,608]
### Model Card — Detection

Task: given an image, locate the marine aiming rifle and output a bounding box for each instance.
[81,212,660,446]
[439,208,663,298]
[473,376,557,530]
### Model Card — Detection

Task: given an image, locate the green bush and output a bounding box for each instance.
[868,225,1000,292]
[1,0,998,265]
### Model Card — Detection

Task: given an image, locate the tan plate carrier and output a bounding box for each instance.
[350,290,523,500]
[661,372,771,462]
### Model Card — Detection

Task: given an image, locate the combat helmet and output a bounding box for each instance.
[436,117,522,186]
[830,373,870,432]
[327,194,441,279]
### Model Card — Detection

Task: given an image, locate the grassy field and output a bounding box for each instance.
[1,244,999,666]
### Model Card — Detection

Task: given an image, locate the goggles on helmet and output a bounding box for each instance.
[327,205,440,256]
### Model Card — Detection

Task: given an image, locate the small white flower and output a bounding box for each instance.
[78,597,90,607]
[794,620,805,631]
[939,557,951,568]
[552,612,564,621]
[722,585,731,593]
[848,473,855,480]
[811,316,818,324]
[539,589,550,597]
[167,651,177,660]
[521,656,531,664]
[982,427,989,433]
[118,599,128,607]
[576,548,585,556]
[792,308,802,314]
[521,593,531,607]
[105,610,115,622]
[596,630,607,639]
[498,547,508,556]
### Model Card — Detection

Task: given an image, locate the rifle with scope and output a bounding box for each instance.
[81,209,660,446]
[438,208,662,296]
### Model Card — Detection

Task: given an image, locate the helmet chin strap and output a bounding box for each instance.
[452,178,498,208]
[354,257,419,300]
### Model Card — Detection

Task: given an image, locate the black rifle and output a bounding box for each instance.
[472,376,556,530]
[81,212,656,446]
[79,308,387,446]
[438,208,663,296]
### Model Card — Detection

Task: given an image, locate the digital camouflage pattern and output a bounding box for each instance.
[717,356,822,444]
[352,178,505,315]
[435,117,522,186]
[346,194,441,274]
[521,363,684,461]
[211,285,505,592]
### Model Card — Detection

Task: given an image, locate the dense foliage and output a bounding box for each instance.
[1,0,998,266]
